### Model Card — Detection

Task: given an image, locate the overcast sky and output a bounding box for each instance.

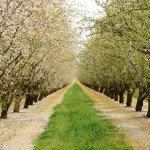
[68,0,99,17]
[76,0,98,14]
[67,0,102,49]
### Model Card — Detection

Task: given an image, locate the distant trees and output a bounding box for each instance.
[0,0,76,119]
[78,0,150,117]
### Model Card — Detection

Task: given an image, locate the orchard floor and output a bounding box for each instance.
[0,85,71,150]
[0,83,150,150]
[80,83,150,150]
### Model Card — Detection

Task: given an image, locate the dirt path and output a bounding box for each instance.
[80,84,150,150]
[0,85,71,150]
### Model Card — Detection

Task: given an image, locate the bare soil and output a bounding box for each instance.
[80,84,150,150]
[0,85,71,150]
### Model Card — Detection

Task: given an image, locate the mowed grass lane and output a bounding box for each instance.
[34,83,132,150]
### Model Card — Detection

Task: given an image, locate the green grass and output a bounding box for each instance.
[34,83,132,150]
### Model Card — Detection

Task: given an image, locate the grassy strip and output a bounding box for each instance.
[34,83,132,150]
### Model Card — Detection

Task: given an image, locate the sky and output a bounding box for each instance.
[68,0,99,17]
[70,0,100,40]
[66,0,103,50]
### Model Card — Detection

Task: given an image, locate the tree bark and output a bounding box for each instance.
[135,90,147,111]
[114,91,119,101]
[110,90,115,99]
[126,93,132,107]
[107,88,111,97]
[24,94,30,108]
[28,95,34,105]
[146,96,150,118]
[99,87,104,93]
[38,92,44,101]
[44,91,49,97]
[119,90,125,103]
[93,85,99,92]
[1,110,7,119]
[126,87,136,107]
[14,99,21,113]
[38,95,42,101]
[104,88,108,96]
[136,98,144,111]
[50,90,52,94]
[1,102,11,119]
[33,94,38,103]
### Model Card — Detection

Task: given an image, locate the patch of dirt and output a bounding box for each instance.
[80,84,150,150]
[0,85,71,150]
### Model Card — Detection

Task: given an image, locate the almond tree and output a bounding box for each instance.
[0,0,76,119]
[78,0,150,117]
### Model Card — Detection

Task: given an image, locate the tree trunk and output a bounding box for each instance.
[38,92,44,101]
[1,102,11,119]
[97,86,99,92]
[126,87,136,107]
[107,88,111,98]
[93,86,99,92]
[136,98,144,111]
[14,99,21,113]
[93,85,96,91]
[33,94,38,103]
[135,90,147,111]
[114,91,119,101]
[44,91,49,97]
[104,88,108,96]
[126,93,132,107]
[24,94,30,108]
[29,94,34,105]
[1,110,7,119]
[99,87,104,93]
[119,91,125,103]
[54,88,56,92]
[106,89,109,96]
[146,97,150,118]
[85,85,88,88]
[50,90,52,94]
[110,90,115,99]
